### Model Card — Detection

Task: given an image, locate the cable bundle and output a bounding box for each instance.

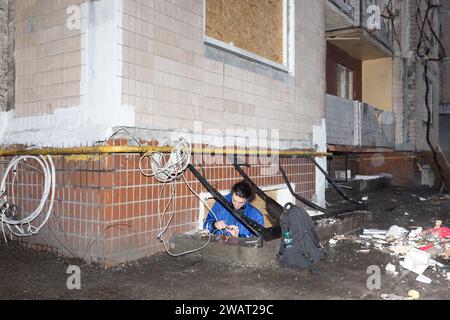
[137,137,220,256]
[139,138,191,183]
[0,155,55,241]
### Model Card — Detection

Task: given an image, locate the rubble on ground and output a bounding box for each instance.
[329,219,450,286]
[380,289,420,300]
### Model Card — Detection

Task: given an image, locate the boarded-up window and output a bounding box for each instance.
[205,0,284,65]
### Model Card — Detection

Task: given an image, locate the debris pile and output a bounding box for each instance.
[329,220,450,286]
[359,220,450,284]
[380,289,420,300]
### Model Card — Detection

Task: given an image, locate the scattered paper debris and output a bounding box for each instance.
[387,225,408,239]
[408,228,423,239]
[401,248,431,275]
[363,229,387,235]
[380,293,406,300]
[416,274,432,284]
[385,263,397,275]
[351,220,450,285]
[389,245,410,256]
[329,239,338,246]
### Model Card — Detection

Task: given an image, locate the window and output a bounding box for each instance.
[204,0,294,72]
[337,64,354,100]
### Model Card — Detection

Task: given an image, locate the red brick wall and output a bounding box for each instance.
[328,152,418,186]
[0,145,316,266]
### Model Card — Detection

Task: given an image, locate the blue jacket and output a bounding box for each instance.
[203,193,264,238]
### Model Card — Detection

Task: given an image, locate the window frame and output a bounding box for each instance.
[337,64,354,100]
[203,0,295,74]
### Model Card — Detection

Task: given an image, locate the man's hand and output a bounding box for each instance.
[226,225,239,238]
[214,221,227,230]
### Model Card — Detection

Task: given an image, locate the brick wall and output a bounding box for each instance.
[0,145,315,266]
[412,61,440,152]
[330,152,418,186]
[0,0,8,109]
[120,0,326,143]
[14,0,82,117]
[442,0,450,105]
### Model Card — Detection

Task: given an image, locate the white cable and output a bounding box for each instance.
[139,138,191,183]
[0,155,55,239]
[155,173,223,257]
[138,137,222,256]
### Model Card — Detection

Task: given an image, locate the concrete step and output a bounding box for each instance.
[169,211,372,267]
[326,175,390,202]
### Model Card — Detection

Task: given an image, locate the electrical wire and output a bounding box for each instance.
[154,171,222,257]
[138,137,223,256]
[138,136,223,257]
[139,138,191,183]
[414,0,447,190]
[0,155,56,240]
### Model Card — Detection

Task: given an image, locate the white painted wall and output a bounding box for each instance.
[313,119,327,207]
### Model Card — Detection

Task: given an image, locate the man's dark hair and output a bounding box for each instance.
[231,181,254,200]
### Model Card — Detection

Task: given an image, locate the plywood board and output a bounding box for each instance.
[206,0,284,64]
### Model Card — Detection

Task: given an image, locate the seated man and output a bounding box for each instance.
[203,181,264,238]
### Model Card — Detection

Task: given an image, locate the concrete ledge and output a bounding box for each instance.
[170,211,372,267]
[315,211,372,241]
[326,176,391,201]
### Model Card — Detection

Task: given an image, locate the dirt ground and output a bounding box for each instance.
[0,185,449,300]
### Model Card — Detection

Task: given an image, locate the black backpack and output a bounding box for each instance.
[277,203,324,269]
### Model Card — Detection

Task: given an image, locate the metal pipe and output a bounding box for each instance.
[0,146,332,157]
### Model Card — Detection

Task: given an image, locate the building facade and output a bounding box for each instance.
[325,0,445,186]
[0,0,447,266]
[0,0,327,266]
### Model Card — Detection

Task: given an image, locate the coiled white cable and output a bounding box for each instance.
[139,138,191,183]
[0,155,55,239]
[137,137,222,256]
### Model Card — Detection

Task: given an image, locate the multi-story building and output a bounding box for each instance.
[0,0,327,266]
[439,0,450,158]
[0,0,447,266]
[326,0,445,186]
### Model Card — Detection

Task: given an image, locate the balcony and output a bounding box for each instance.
[326,0,395,60]
[326,94,395,149]
[326,0,355,30]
